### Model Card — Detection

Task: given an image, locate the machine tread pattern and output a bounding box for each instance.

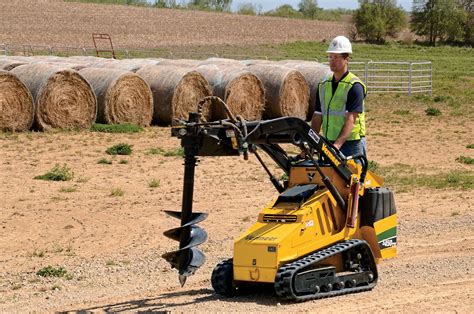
[274,239,377,301]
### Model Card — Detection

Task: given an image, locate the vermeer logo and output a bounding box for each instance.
[322,144,340,167]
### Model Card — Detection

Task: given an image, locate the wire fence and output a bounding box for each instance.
[1,43,432,95]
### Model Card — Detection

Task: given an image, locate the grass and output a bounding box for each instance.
[393,109,410,115]
[90,123,144,133]
[106,143,133,155]
[145,147,184,157]
[34,164,74,181]
[425,107,442,116]
[148,179,160,188]
[36,266,68,278]
[456,156,474,165]
[119,159,129,164]
[59,186,77,193]
[111,188,124,197]
[367,160,379,172]
[98,158,113,165]
[383,169,473,190]
[467,144,474,149]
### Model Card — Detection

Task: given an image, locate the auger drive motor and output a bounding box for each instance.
[162,96,397,301]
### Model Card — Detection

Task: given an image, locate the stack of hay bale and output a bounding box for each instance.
[0,55,331,132]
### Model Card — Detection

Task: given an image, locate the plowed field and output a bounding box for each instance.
[0,0,346,49]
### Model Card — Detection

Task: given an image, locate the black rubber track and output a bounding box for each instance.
[274,239,378,301]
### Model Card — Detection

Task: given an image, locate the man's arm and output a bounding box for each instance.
[333,112,358,149]
[311,112,322,133]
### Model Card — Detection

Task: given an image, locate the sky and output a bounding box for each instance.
[231,1,413,11]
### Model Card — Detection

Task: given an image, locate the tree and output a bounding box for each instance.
[411,0,467,45]
[188,0,232,11]
[153,0,180,8]
[298,0,321,19]
[353,0,407,43]
[264,4,303,19]
[457,0,473,44]
[237,3,262,15]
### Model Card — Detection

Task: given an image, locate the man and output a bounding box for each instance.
[312,35,367,158]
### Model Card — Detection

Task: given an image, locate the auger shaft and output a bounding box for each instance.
[178,153,198,286]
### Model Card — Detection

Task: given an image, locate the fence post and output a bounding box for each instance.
[364,61,368,86]
[429,62,433,96]
[408,62,412,96]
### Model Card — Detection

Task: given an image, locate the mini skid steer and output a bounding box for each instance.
[162,97,397,301]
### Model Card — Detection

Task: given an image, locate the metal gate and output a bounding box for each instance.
[349,61,432,95]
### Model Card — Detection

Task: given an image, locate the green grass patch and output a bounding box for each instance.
[145,147,184,157]
[467,144,474,149]
[59,186,77,193]
[148,179,160,188]
[385,170,473,190]
[111,188,124,197]
[425,107,442,116]
[106,143,133,155]
[456,155,474,165]
[392,109,410,115]
[368,160,380,172]
[98,158,113,165]
[36,266,68,278]
[90,123,143,133]
[34,164,74,181]
[119,159,129,164]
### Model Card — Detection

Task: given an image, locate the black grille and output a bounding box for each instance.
[263,214,297,223]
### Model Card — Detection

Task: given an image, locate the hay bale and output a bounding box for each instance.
[78,67,153,126]
[246,64,309,119]
[199,57,244,67]
[136,65,212,125]
[0,70,34,131]
[156,59,200,67]
[278,60,332,121]
[195,64,265,120]
[10,63,96,130]
[83,58,162,73]
[0,59,27,71]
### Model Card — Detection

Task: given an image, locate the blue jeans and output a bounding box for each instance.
[338,137,367,158]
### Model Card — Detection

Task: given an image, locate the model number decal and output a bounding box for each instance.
[379,236,397,249]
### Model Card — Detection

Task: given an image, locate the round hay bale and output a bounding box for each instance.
[195,64,265,120]
[278,60,332,121]
[84,58,161,73]
[78,67,153,126]
[0,59,27,71]
[247,64,309,119]
[240,59,274,66]
[199,57,244,67]
[0,70,34,131]
[10,63,97,130]
[136,65,212,125]
[156,59,200,67]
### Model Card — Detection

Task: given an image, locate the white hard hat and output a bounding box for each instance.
[327,36,352,54]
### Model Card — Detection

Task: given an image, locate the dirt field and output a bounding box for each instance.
[0,0,346,50]
[0,99,473,311]
[0,1,473,312]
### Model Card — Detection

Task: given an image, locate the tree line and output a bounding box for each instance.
[75,0,473,46]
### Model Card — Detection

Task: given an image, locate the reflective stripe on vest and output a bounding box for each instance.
[318,72,366,141]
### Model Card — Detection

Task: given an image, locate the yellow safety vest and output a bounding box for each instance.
[318,72,366,141]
